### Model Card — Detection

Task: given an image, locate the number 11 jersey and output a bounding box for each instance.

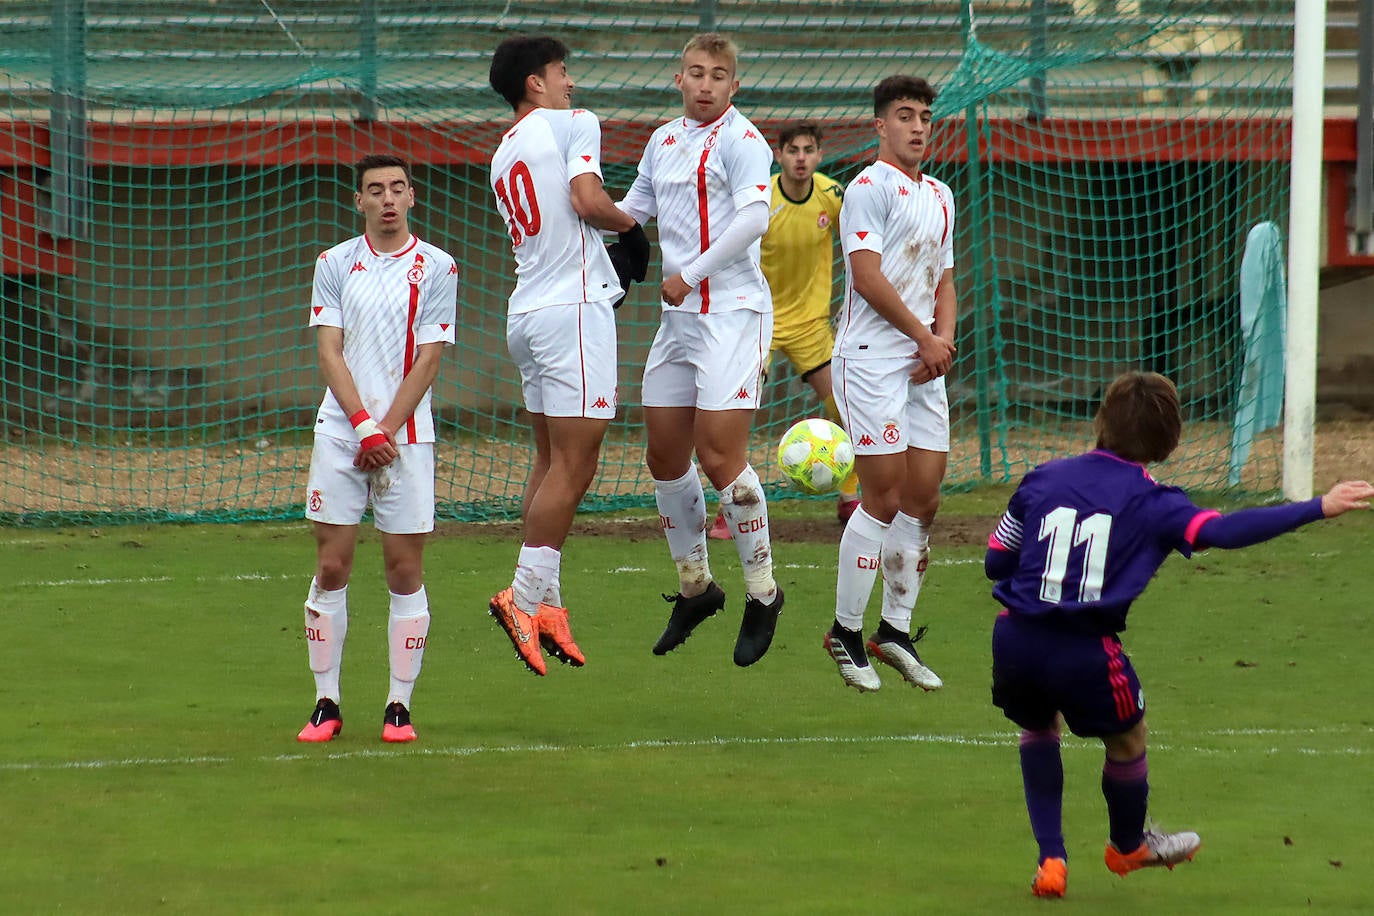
[988,450,1216,633]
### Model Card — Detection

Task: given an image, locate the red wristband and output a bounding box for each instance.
[349,409,386,449]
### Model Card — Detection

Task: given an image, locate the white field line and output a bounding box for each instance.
[14,557,979,590]
[3,728,1369,773]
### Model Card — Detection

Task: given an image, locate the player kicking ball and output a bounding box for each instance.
[985,371,1374,897]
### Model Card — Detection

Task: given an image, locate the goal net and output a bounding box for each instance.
[0,0,1294,523]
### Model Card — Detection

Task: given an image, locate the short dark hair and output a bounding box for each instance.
[489,35,569,109]
[1094,371,1182,464]
[778,120,823,149]
[355,154,411,191]
[873,75,937,117]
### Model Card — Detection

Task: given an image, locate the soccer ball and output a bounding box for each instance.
[776,418,856,495]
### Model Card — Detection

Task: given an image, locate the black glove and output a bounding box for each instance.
[607,222,650,309]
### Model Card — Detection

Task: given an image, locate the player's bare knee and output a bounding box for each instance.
[1102,719,1148,760]
[315,556,352,590]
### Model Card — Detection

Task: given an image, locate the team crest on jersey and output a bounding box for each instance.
[407,265,425,283]
[882,422,901,444]
[704,132,717,150]
[817,213,830,228]
[309,489,323,512]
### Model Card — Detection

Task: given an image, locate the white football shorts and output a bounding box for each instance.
[305,434,435,534]
[642,308,772,411]
[832,354,950,455]
[506,300,618,419]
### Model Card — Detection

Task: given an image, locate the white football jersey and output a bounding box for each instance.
[309,234,459,444]
[620,105,773,314]
[835,161,955,360]
[490,108,622,313]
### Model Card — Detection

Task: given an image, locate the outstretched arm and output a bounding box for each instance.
[1194,480,1374,550]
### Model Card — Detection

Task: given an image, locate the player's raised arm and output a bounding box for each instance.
[1192,479,1374,550]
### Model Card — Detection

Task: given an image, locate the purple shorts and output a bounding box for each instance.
[991,611,1145,738]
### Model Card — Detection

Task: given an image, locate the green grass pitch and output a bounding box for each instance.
[2,497,1370,914]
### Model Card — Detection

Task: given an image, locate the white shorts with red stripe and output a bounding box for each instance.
[305,435,435,534]
[506,299,618,419]
[832,354,949,455]
[641,308,772,411]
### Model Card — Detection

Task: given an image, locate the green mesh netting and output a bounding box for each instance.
[0,0,1293,525]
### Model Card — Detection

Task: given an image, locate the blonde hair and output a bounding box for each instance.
[683,32,739,71]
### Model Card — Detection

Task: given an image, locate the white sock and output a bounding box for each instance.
[653,464,712,597]
[387,586,431,708]
[304,577,347,703]
[717,464,776,602]
[544,568,562,608]
[835,507,888,631]
[512,544,560,615]
[880,512,930,632]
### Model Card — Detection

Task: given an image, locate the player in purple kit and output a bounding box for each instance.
[985,371,1374,898]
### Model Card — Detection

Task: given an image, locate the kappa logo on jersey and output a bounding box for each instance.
[349,261,367,273]
[857,433,876,447]
[734,386,751,400]
[591,396,611,409]
[743,129,758,139]
[898,186,910,196]
[662,135,677,146]
[856,176,873,185]
[882,423,901,444]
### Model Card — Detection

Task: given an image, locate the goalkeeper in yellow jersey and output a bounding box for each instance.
[710,120,859,539]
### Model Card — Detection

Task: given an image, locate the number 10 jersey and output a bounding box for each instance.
[490,107,622,315]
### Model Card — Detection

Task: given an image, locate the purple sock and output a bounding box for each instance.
[1102,751,1149,852]
[1020,729,1066,862]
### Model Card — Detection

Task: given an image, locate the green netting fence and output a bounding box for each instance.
[0,0,1298,525]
